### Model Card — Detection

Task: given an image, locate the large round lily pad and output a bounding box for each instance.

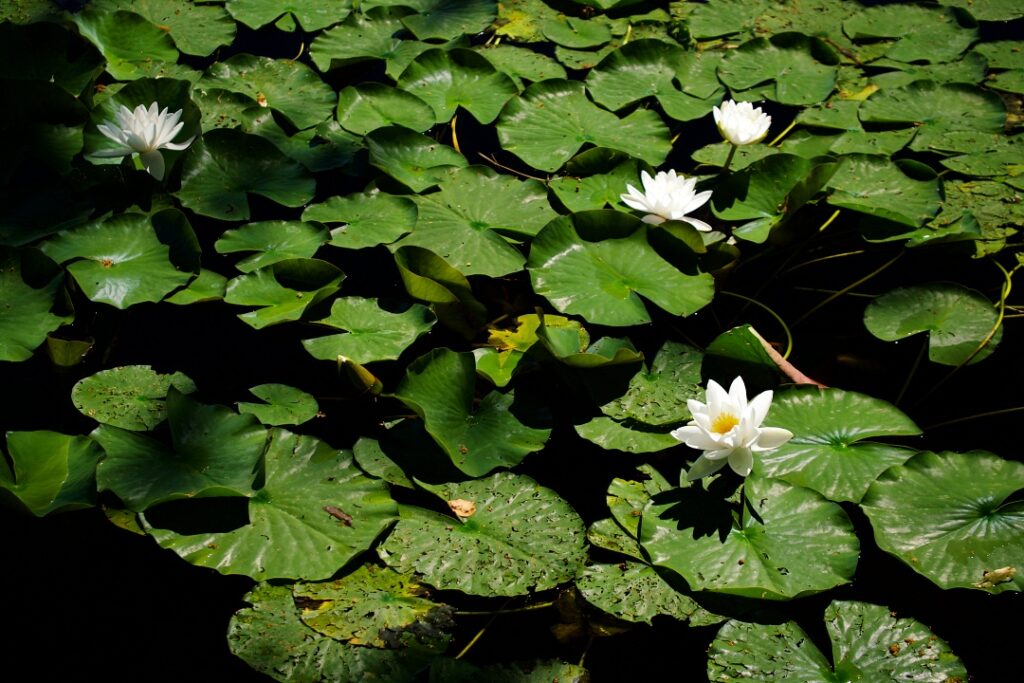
[378,471,588,596]
[708,600,966,682]
[146,429,399,580]
[757,387,921,503]
[527,213,714,327]
[861,450,1024,594]
[365,126,467,193]
[863,282,1002,366]
[826,155,941,227]
[843,4,977,63]
[397,48,518,124]
[71,9,178,81]
[717,33,838,106]
[640,476,859,600]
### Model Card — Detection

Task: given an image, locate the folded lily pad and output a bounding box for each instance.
[72,9,179,81]
[224,258,344,329]
[0,431,103,516]
[0,247,69,362]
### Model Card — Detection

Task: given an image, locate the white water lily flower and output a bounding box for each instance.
[94,102,195,180]
[620,170,713,231]
[713,99,772,146]
[671,377,793,480]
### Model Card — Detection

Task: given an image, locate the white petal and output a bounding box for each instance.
[752,427,793,452]
[642,214,667,225]
[680,217,713,233]
[728,447,753,477]
[640,170,656,194]
[97,123,125,144]
[90,147,132,158]
[672,426,721,451]
[727,377,748,407]
[748,389,773,427]
[140,150,166,180]
[682,189,713,214]
[161,135,195,151]
[686,454,727,481]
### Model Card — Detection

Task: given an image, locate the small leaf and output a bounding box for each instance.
[215,221,328,273]
[224,258,344,330]
[302,297,435,364]
[238,384,319,426]
[72,365,197,431]
[577,561,723,626]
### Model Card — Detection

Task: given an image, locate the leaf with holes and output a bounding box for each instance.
[378,471,587,596]
[72,365,197,431]
[577,562,723,627]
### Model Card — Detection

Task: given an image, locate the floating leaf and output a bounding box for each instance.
[428,658,589,683]
[527,212,714,326]
[71,9,179,81]
[165,268,227,305]
[0,247,68,362]
[474,313,583,387]
[718,34,838,106]
[843,5,977,64]
[862,450,1024,594]
[0,431,102,516]
[71,365,197,431]
[146,429,398,580]
[336,83,435,135]
[0,22,103,95]
[40,212,194,309]
[550,157,641,213]
[365,126,467,192]
[225,0,351,31]
[541,15,612,49]
[601,341,703,426]
[757,387,921,503]
[293,565,451,649]
[91,0,236,56]
[304,191,418,251]
[396,48,517,125]
[859,81,1005,135]
[302,297,435,364]
[400,0,496,41]
[474,44,566,87]
[394,349,550,476]
[393,246,486,338]
[200,54,335,130]
[708,600,966,682]
[94,390,266,511]
[229,583,434,682]
[378,471,587,596]
[864,283,1002,366]
[575,418,680,453]
[215,221,328,273]
[827,155,941,227]
[177,129,316,221]
[309,8,410,71]
[497,79,671,173]
[537,330,643,368]
[577,561,721,626]
[238,384,319,426]
[687,0,769,39]
[392,165,556,277]
[224,258,344,330]
[640,476,859,600]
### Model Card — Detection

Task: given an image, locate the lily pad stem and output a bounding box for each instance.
[721,144,737,173]
[454,600,555,616]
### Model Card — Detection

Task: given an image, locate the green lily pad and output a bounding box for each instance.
[870,53,988,90]
[708,600,966,682]
[391,165,556,277]
[859,81,1005,135]
[309,7,411,72]
[640,476,859,600]
[293,565,451,649]
[862,450,1024,594]
[0,247,69,362]
[687,0,769,39]
[165,268,228,305]
[225,0,351,31]
[90,0,236,56]
[474,313,584,387]
[93,390,266,511]
[378,471,587,596]
[718,33,838,106]
[941,0,1024,20]
[337,83,435,135]
[550,158,642,213]
[396,48,517,125]
[400,0,496,40]
[200,54,335,130]
[304,191,418,251]
[474,44,566,88]
[215,221,328,273]
[826,155,941,227]
[575,418,680,454]
[537,330,643,368]
[393,349,550,476]
[864,283,1002,366]
[176,129,316,221]
[917,180,1024,255]
[541,15,612,49]
[40,212,194,309]
[393,246,486,338]
[224,258,344,330]
[988,69,1024,94]
[972,41,1024,70]
[600,341,703,426]
[756,387,921,503]
[587,517,645,560]
[497,79,671,173]
[302,297,435,364]
[843,5,977,64]
[71,365,197,431]
[146,429,398,580]
[72,9,179,81]
[0,431,102,516]
[238,384,319,426]
[428,658,588,683]
[229,583,434,683]
[577,561,722,626]
[365,126,467,193]
[712,154,839,243]
[527,212,715,326]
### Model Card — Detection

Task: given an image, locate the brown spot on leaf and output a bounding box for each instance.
[448,499,476,518]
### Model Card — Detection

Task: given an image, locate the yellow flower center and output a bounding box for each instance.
[711,413,739,435]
